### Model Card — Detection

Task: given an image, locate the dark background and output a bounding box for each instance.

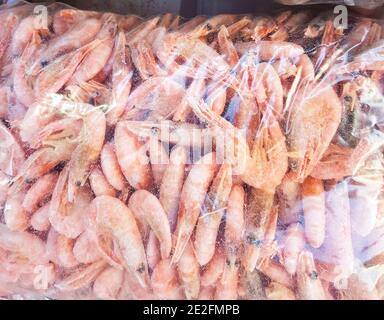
[25,0,286,17]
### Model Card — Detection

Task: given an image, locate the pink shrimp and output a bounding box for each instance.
[214,259,239,300]
[276,173,301,225]
[73,231,102,265]
[100,142,127,192]
[151,259,184,300]
[265,282,296,300]
[34,40,102,97]
[0,12,20,62]
[115,121,152,190]
[172,152,218,264]
[41,17,102,64]
[10,14,50,57]
[89,167,116,197]
[302,176,326,249]
[88,196,149,288]
[198,286,215,300]
[47,229,78,268]
[4,192,30,232]
[93,267,124,300]
[282,223,306,275]
[235,41,304,60]
[55,260,107,292]
[0,86,9,118]
[146,231,161,272]
[52,9,86,36]
[0,224,48,267]
[217,25,239,67]
[22,172,58,213]
[258,260,294,289]
[242,188,276,272]
[201,249,225,287]
[124,77,186,120]
[66,108,106,202]
[0,122,25,176]
[107,32,133,125]
[12,32,41,107]
[225,185,245,259]
[173,69,207,122]
[297,251,326,300]
[149,139,169,187]
[195,164,232,266]
[30,202,51,232]
[68,14,117,85]
[177,241,200,300]
[287,84,342,182]
[49,167,93,238]
[0,170,10,210]
[131,39,167,81]
[129,190,172,259]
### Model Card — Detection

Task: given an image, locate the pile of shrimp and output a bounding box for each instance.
[1,2,384,300]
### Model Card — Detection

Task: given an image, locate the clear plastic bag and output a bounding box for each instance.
[1,1,384,300]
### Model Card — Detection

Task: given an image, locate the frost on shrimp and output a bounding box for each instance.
[0,122,25,176]
[287,84,342,182]
[88,196,149,289]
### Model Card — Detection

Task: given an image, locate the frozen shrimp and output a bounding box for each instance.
[47,229,78,268]
[107,32,133,125]
[235,41,304,61]
[287,84,342,182]
[242,187,275,272]
[214,260,239,300]
[146,231,161,272]
[151,259,184,300]
[30,202,51,232]
[100,142,127,192]
[149,139,169,187]
[41,18,102,64]
[35,40,102,97]
[68,14,117,85]
[302,176,326,249]
[282,223,306,275]
[195,164,232,266]
[22,172,58,213]
[93,267,124,300]
[0,122,25,176]
[201,249,226,287]
[67,108,106,202]
[276,174,301,225]
[10,15,50,57]
[225,185,245,258]
[88,196,149,288]
[49,167,93,238]
[0,170,10,210]
[73,231,102,265]
[258,260,294,289]
[159,146,188,231]
[0,224,48,266]
[297,251,326,300]
[56,260,107,292]
[89,167,116,197]
[115,121,152,190]
[172,152,218,264]
[217,25,239,67]
[265,282,296,300]
[4,192,30,232]
[177,241,200,300]
[52,9,86,36]
[129,190,172,259]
